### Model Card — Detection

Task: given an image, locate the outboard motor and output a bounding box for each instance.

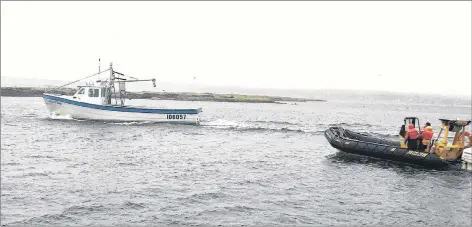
[461,148,472,170]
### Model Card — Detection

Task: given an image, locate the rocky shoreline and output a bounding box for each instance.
[1,87,326,103]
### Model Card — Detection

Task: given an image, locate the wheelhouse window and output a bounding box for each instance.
[78,88,85,94]
[101,88,106,97]
[93,89,99,97]
[88,88,93,97]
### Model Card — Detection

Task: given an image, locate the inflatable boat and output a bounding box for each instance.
[324,118,472,170]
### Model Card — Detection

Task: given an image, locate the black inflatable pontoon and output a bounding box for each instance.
[324,126,459,169]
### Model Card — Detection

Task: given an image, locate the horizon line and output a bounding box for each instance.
[1,76,470,99]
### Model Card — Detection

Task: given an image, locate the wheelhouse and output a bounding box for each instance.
[73,85,108,105]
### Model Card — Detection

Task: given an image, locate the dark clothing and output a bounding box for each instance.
[418,142,426,151]
[407,139,418,150]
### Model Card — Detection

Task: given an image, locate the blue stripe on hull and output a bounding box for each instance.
[43,94,202,114]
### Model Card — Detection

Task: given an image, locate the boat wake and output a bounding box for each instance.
[200,119,323,134]
[105,121,154,126]
[48,113,84,121]
[45,114,399,137]
[47,115,160,125]
[201,119,247,129]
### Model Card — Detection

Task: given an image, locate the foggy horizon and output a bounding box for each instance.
[1,1,471,97]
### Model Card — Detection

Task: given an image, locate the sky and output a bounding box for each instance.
[1,1,471,96]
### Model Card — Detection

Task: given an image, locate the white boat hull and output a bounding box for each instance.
[43,94,201,124]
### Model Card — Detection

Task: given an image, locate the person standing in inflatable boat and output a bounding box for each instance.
[404,124,419,150]
[417,122,432,148]
[421,126,434,151]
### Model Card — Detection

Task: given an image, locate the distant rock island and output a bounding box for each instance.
[0,87,326,104]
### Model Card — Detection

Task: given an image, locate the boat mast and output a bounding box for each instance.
[109,63,113,86]
[103,62,157,105]
[107,63,116,105]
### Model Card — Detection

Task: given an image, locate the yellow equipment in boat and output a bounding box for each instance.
[432,119,471,160]
[398,118,471,160]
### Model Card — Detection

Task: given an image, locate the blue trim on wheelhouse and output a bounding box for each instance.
[43,94,201,114]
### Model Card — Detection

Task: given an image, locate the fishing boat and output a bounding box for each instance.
[324,117,472,170]
[43,62,202,124]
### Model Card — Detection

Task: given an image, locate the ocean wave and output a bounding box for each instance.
[61,204,107,215]
[201,119,387,135]
[1,162,20,166]
[8,213,74,226]
[27,155,71,162]
[122,201,147,210]
[68,162,88,168]
[29,155,56,159]
[8,201,148,225]
[200,119,242,128]
[2,123,18,126]
[187,191,227,200]
[21,113,38,118]
[116,162,138,167]
[21,172,52,177]
[223,205,261,213]
[201,120,324,134]
[252,120,301,126]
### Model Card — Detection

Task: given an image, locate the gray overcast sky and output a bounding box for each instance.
[1,1,471,96]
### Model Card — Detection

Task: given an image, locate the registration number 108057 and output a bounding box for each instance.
[166,114,187,120]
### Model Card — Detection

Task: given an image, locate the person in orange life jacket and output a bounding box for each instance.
[421,122,431,135]
[404,124,419,150]
[418,122,431,138]
[421,126,434,151]
[417,122,432,146]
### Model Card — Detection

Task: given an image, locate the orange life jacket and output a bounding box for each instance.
[422,130,433,145]
[422,130,433,140]
[406,128,418,140]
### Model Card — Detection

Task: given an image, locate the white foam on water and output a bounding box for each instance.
[201,119,248,129]
[201,119,313,133]
[105,121,153,126]
[48,113,85,122]
[49,113,73,120]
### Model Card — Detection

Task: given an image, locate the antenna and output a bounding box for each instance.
[99,58,101,73]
